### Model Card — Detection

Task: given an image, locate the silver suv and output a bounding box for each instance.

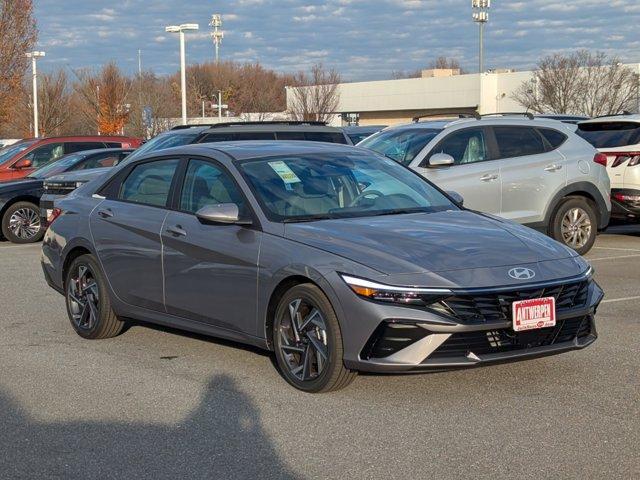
[359,113,611,255]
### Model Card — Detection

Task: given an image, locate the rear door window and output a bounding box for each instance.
[302,132,348,144]
[494,126,546,159]
[64,142,106,154]
[577,122,640,148]
[119,159,180,207]
[538,128,568,150]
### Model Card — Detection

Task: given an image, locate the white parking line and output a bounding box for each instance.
[587,254,640,262]
[601,295,640,304]
[593,246,640,253]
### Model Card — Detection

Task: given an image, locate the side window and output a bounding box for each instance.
[233,132,275,141]
[105,142,122,148]
[78,153,120,170]
[198,133,235,143]
[275,131,306,141]
[65,142,105,154]
[494,127,546,159]
[538,128,567,150]
[303,132,348,144]
[179,159,245,214]
[119,159,179,207]
[431,128,489,165]
[23,143,65,167]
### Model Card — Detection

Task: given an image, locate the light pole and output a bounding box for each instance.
[165,23,199,125]
[210,14,224,63]
[472,0,490,74]
[212,90,228,121]
[25,51,45,137]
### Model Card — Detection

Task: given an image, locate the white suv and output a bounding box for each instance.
[577,114,640,223]
[359,113,611,255]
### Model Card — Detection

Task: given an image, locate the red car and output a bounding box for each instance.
[0,136,142,181]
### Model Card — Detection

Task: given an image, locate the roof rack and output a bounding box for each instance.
[480,112,535,120]
[412,111,480,122]
[207,121,328,129]
[170,124,217,131]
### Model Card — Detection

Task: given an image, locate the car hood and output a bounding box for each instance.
[284,210,577,276]
[0,177,43,192]
[47,167,111,183]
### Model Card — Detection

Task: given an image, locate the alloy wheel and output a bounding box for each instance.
[277,298,329,382]
[8,207,41,240]
[561,207,592,249]
[67,265,100,330]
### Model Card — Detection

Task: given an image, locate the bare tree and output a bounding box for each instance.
[288,64,341,123]
[391,69,422,80]
[513,50,639,116]
[0,0,37,133]
[128,72,177,138]
[428,56,465,73]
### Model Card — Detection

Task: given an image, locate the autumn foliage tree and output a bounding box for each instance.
[0,0,37,133]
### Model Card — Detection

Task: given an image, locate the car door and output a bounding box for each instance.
[89,157,180,311]
[162,157,261,336]
[415,126,501,215]
[496,126,567,224]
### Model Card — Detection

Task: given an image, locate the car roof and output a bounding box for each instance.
[343,125,387,133]
[201,124,344,133]
[383,116,577,132]
[579,114,640,125]
[67,148,132,157]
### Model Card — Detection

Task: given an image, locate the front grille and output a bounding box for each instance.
[44,183,77,195]
[435,280,590,324]
[427,315,593,360]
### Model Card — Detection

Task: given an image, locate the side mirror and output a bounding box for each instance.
[196,203,252,226]
[428,153,454,168]
[446,191,464,207]
[13,158,32,169]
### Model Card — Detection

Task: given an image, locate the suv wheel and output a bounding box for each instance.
[1,201,44,244]
[65,254,125,339]
[273,284,356,393]
[551,197,597,255]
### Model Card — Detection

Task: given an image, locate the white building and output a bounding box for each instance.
[287,65,640,126]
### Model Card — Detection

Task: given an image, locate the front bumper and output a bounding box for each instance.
[340,275,603,374]
[610,189,640,222]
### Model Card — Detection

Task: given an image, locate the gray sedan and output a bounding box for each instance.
[41,142,603,392]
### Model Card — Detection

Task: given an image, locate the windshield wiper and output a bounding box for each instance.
[282,214,337,223]
[369,208,428,217]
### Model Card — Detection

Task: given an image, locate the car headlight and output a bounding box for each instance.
[340,274,452,306]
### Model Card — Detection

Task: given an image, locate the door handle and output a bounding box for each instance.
[544,164,563,172]
[480,174,498,182]
[97,209,113,218]
[166,225,187,237]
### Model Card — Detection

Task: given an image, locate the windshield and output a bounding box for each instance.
[28,153,84,179]
[121,131,200,164]
[577,122,640,148]
[0,141,36,165]
[239,152,457,222]
[358,128,441,165]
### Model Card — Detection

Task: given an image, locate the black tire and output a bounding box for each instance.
[1,201,45,244]
[273,283,356,393]
[64,254,125,340]
[550,197,598,255]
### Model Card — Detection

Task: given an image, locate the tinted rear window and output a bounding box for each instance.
[577,122,640,148]
[538,128,568,150]
[494,126,546,158]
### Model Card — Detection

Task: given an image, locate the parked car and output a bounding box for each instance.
[343,125,387,144]
[40,122,353,211]
[576,114,640,222]
[359,113,611,255]
[0,149,132,244]
[0,135,141,182]
[42,141,602,392]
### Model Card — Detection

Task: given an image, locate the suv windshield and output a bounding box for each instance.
[239,152,457,222]
[358,128,442,165]
[577,122,640,148]
[0,140,36,165]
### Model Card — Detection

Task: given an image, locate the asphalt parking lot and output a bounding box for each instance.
[0,227,638,480]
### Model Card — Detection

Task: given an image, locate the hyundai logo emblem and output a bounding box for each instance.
[508,267,536,280]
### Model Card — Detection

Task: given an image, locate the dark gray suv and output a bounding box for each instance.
[41,142,602,392]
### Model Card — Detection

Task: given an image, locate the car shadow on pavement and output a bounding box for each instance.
[0,374,302,480]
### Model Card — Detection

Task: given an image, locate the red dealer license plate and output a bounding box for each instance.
[512,297,556,332]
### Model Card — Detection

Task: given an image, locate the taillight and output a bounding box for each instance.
[605,152,640,168]
[613,193,640,203]
[47,208,63,225]
[593,153,608,167]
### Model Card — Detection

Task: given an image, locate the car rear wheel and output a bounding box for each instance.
[65,254,125,340]
[551,197,597,255]
[273,283,356,393]
[1,201,44,244]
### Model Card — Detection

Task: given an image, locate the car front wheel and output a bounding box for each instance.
[1,201,44,244]
[551,197,598,255]
[273,283,356,393]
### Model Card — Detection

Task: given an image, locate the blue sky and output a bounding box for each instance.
[35,0,640,80]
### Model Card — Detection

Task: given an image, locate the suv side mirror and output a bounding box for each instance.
[428,153,454,168]
[13,158,33,169]
[446,191,464,207]
[196,203,252,226]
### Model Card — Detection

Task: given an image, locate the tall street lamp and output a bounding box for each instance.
[165,23,199,125]
[25,51,45,137]
[472,0,490,74]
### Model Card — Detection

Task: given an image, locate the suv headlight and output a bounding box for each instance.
[340,274,452,306]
